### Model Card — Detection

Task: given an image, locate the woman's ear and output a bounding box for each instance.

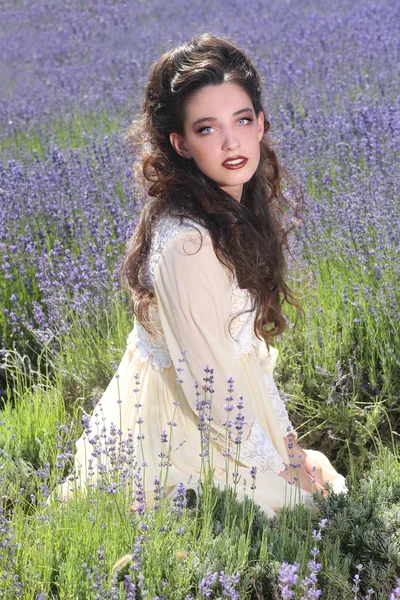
[169,132,193,159]
[257,111,265,142]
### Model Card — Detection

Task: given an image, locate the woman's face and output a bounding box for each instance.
[169,81,264,203]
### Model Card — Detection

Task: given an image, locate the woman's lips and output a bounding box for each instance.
[222,156,248,170]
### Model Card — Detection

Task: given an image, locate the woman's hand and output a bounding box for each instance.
[279,435,328,496]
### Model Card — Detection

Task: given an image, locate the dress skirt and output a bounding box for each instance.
[58,339,346,519]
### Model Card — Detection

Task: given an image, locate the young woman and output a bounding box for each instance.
[59,32,346,517]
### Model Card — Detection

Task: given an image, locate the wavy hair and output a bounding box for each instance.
[119,32,304,348]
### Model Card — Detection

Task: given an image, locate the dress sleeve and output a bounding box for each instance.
[256,338,297,439]
[153,229,288,474]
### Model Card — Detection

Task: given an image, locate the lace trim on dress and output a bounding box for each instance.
[126,310,173,372]
[146,213,208,291]
[239,418,285,474]
[230,280,258,360]
[263,373,297,438]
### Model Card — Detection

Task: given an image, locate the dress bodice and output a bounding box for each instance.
[126,213,258,371]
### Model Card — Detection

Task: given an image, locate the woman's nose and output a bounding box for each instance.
[222,130,240,151]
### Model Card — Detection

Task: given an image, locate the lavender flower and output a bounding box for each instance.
[153,475,162,510]
[352,563,363,595]
[173,482,187,517]
[199,571,218,598]
[218,570,241,599]
[391,579,400,599]
[298,518,328,599]
[278,562,300,599]
[123,575,137,600]
[250,465,257,490]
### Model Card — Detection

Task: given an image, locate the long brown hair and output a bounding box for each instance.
[120,32,303,347]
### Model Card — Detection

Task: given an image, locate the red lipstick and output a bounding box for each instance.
[221,155,248,169]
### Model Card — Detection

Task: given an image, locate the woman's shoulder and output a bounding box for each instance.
[152,211,209,254]
[147,211,210,286]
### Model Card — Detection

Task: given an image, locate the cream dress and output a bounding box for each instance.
[59,213,347,518]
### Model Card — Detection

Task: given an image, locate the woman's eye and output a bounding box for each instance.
[238,118,252,125]
[199,126,213,135]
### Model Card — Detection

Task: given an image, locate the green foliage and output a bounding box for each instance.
[2,443,399,599]
[0,351,67,470]
[0,335,399,597]
[276,249,400,472]
[49,291,133,412]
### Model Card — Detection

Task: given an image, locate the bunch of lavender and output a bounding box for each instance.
[221,374,237,526]
[0,506,22,598]
[195,569,241,599]
[194,362,215,469]
[111,536,146,599]
[231,395,245,491]
[82,544,109,599]
[277,518,328,599]
[391,579,400,600]
[298,518,328,599]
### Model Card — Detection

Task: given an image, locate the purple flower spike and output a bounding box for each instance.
[278,561,299,599]
[390,579,400,599]
[199,571,218,598]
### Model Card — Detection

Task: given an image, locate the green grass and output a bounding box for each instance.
[1,331,399,598]
[0,105,133,159]
[276,277,399,470]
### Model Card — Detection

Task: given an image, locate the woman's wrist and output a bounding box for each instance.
[283,435,305,466]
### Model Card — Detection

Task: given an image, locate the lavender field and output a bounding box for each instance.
[1,0,400,598]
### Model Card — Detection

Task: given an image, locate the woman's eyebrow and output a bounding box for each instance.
[192,107,254,128]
